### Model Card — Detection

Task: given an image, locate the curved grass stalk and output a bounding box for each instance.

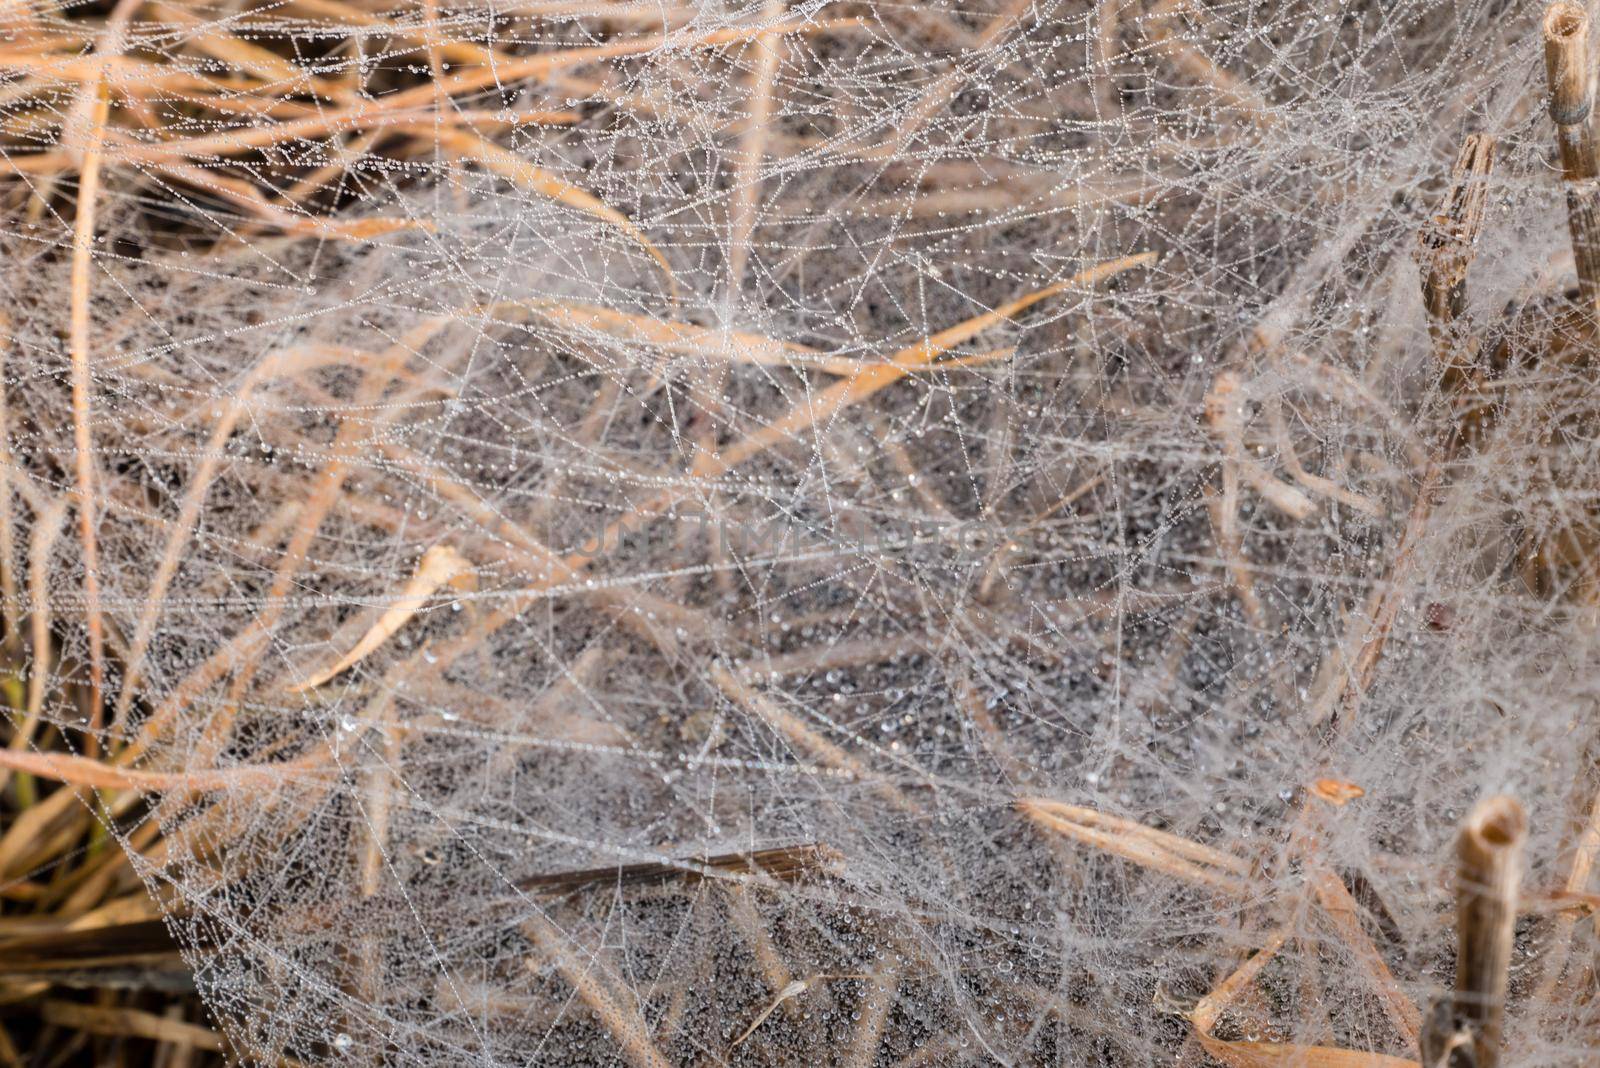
[290,544,473,692]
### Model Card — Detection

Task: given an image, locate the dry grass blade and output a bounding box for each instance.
[0,497,66,796]
[366,18,862,117]
[0,2,1587,1064]
[36,1000,225,1054]
[1206,371,1315,521]
[67,81,111,739]
[699,252,1155,475]
[730,977,809,1048]
[114,347,339,727]
[1310,868,1422,1051]
[1196,1038,1420,1068]
[1191,930,1416,1068]
[853,0,1033,162]
[1531,784,1600,1008]
[842,967,901,1067]
[1268,398,1382,517]
[1310,461,1445,731]
[0,315,15,643]
[521,911,673,1068]
[145,158,432,241]
[1148,1,1274,121]
[0,919,189,973]
[146,0,344,98]
[280,0,496,66]
[127,108,576,164]
[431,125,678,297]
[0,746,319,793]
[290,543,473,692]
[1192,930,1290,1035]
[709,662,910,809]
[124,317,456,757]
[725,0,786,293]
[527,301,841,372]
[1016,798,1252,893]
[1205,465,1267,629]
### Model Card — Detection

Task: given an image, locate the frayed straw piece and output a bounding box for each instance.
[1415,133,1494,330]
[290,543,474,692]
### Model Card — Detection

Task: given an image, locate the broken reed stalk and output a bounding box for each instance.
[1544,2,1600,312]
[1416,133,1494,341]
[1423,796,1526,1068]
[515,844,843,895]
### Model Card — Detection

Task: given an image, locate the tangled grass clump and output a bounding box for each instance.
[0,1,1598,1065]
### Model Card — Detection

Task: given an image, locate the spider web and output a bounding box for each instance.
[0,0,1596,1064]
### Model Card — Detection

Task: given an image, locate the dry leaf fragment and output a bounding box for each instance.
[1311,779,1366,805]
[291,545,473,692]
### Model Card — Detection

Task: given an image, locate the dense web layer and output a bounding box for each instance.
[0,0,1596,1064]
